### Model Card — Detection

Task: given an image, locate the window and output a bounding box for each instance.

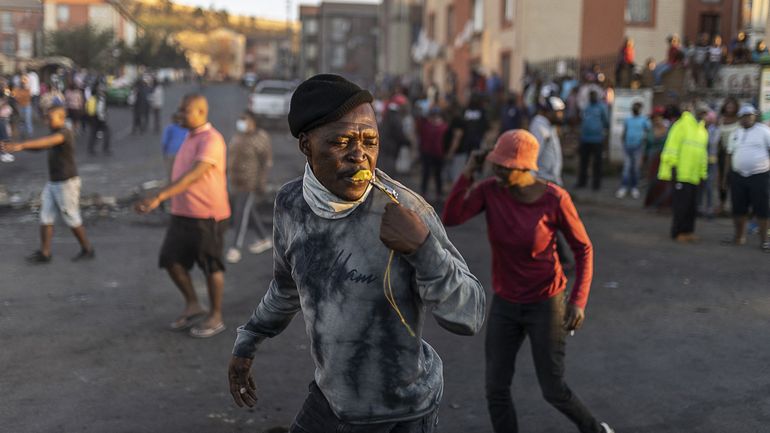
[446,5,454,43]
[18,31,32,57]
[1,12,13,33]
[330,18,350,42]
[303,18,318,36]
[305,43,317,60]
[625,0,653,25]
[331,45,346,68]
[751,0,769,33]
[700,13,720,38]
[57,5,69,22]
[1,38,14,55]
[503,0,515,24]
[472,0,484,33]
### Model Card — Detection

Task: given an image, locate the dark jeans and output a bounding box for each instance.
[420,153,443,198]
[671,182,698,238]
[88,118,110,153]
[290,382,439,433]
[485,294,601,433]
[577,141,603,190]
[152,107,161,133]
[132,105,149,133]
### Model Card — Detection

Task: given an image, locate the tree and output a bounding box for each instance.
[45,24,116,71]
[129,32,189,69]
[161,0,173,14]
[217,9,230,26]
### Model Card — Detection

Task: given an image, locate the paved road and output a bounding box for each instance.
[1,83,769,433]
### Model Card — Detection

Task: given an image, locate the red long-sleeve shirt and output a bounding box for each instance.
[442,175,594,308]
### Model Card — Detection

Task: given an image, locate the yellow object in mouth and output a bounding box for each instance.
[351,169,373,181]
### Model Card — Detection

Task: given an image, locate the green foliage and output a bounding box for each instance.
[45,23,188,70]
[45,24,116,71]
[128,32,189,69]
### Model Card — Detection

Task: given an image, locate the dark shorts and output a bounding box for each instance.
[730,171,769,218]
[158,215,228,274]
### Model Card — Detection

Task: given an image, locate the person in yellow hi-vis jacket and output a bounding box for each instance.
[658,101,709,242]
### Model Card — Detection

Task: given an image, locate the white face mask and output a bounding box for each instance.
[236,119,248,133]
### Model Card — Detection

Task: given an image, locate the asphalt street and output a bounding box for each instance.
[1,83,769,433]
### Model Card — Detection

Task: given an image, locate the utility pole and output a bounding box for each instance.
[286,0,292,79]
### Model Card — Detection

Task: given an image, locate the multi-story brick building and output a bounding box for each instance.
[299,2,379,89]
[379,0,423,80]
[299,5,320,79]
[421,0,689,101]
[0,0,44,58]
[42,0,139,47]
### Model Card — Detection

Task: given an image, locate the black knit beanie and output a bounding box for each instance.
[288,74,374,138]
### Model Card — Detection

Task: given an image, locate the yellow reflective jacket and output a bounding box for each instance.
[657,111,708,185]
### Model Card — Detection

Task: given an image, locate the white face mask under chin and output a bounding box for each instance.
[236,120,248,133]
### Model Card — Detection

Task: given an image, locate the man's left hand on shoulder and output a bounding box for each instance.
[380,203,430,254]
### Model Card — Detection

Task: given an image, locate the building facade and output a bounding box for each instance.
[0,0,44,59]
[422,0,687,102]
[42,0,138,46]
[379,0,423,80]
[299,2,379,89]
[299,5,320,79]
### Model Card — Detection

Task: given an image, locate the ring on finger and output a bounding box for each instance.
[239,387,247,394]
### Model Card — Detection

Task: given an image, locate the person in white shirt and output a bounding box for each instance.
[25,69,41,119]
[150,81,164,134]
[725,104,770,251]
[529,96,565,185]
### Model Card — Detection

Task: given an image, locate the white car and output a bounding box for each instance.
[248,80,295,122]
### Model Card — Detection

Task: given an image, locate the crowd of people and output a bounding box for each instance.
[373,57,770,254]
[618,31,770,88]
[2,59,768,432]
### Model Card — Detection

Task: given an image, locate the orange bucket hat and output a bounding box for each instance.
[486,129,539,171]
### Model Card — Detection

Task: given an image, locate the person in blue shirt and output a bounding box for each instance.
[577,91,610,190]
[616,102,651,199]
[161,112,188,180]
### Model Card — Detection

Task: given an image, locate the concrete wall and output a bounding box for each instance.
[523,0,583,61]
[478,0,518,90]
[626,0,685,66]
[421,0,450,95]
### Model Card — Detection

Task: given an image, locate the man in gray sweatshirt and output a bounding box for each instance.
[227,74,486,432]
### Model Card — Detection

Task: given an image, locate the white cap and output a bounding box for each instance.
[548,96,566,111]
[737,104,758,117]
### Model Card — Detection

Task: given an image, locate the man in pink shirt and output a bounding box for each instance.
[135,94,231,338]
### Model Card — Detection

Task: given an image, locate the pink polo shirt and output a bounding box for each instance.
[170,123,231,221]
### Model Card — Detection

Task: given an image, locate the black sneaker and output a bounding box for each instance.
[26,250,52,264]
[71,249,95,262]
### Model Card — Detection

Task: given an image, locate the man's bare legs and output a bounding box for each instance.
[70,225,93,252]
[40,225,53,257]
[166,263,206,321]
[201,271,224,328]
[758,219,769,246]
[733,216,748,244]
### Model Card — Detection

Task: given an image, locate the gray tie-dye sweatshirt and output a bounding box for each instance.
[232,171,486,423]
